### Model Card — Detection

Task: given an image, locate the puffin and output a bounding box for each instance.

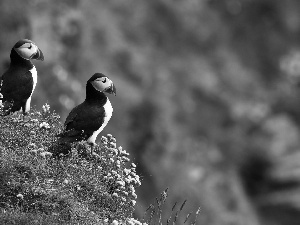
[0,39,44,116]
[57,73,116,148]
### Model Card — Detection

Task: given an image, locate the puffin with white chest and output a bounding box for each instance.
[57,73,116,147]
[0,39,44,115]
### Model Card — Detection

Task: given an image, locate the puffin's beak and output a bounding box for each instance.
[105,83,116,96]
[31,48,44,61]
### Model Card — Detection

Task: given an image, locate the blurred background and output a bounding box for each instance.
[2,0,300,224]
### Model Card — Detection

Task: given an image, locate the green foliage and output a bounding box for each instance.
[0,105,144,224]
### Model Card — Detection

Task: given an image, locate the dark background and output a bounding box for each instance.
[2,0,300,224]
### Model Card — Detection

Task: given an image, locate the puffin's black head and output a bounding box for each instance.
[13,39,44,61]
[88,73,116,96]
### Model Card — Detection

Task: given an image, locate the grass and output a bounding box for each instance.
[0,104,143,224]
[141,188,201,225]
[0,104,200,225]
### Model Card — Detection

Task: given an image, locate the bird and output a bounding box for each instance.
[0,39,44,116]
[55,73,116,155]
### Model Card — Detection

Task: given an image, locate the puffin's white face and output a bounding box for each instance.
[14,42,40,60]
[91,77,116,95]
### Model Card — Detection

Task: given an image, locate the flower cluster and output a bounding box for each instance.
[28,143,53,158]
[100,135,141,208]
[42,103,51,114]
[58,134,144,223]
[0,106,146,224]
[39,121,50,129]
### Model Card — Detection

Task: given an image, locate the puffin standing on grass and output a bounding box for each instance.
[0,39,44,116]
[56,73,116,154]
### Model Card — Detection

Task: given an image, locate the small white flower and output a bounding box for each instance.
[17,194,23,199]
[124,168,130,175]
[40,151,53,158]
[119,147,129,156]
[42,103,50,113]
[122,156,130,162]
[112,193,118,198]
[101,136,108,142]
[123,151,130,156]
[131,192,137,199]
[125,178,130,183]
[39,122,50,129]
[110,143,116,148]
[110,148,118,155]
[111,220,119,225]
[28,143,36,148]
[63,179,69,184]
[29,149,38,154]
[131,200,136,206]
[116,180,125,187]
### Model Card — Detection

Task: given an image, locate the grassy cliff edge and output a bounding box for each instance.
[0,104,144,225]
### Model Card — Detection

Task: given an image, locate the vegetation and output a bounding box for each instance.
[0,105,142,224]
[2,0,300,224]
[0,105,201,224]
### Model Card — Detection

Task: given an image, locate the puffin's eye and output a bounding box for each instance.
[102,78,106,83]
[28,44,32,49]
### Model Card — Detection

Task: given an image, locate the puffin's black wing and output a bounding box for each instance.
[1,69,33,113]
[57,102,106,142]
